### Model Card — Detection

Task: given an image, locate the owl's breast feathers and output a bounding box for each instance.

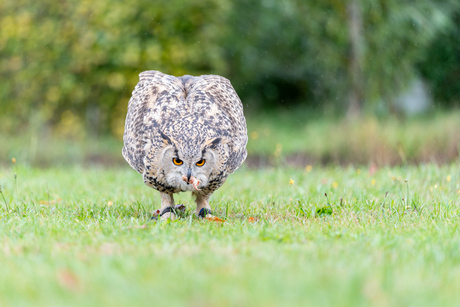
[122,70,248,191]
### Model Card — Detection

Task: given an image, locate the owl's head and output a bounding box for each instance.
[157,132,225,192]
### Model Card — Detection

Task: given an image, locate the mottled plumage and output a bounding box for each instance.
[122,70,248,219]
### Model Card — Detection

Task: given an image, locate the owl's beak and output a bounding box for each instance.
[186,169,192,183]
[182,169,192,184]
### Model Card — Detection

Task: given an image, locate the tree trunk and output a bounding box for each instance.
[346,0,364,119]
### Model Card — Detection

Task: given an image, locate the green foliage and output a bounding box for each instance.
[0,0,228,135]
[418,10,460,106]
[224,0,458,110]
[0,0,459,135]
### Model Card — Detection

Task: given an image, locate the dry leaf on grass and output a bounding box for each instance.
[248,217,256,223]
[39,198,62,205]
[205,216,225,223]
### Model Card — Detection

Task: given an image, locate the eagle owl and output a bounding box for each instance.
[122,70,248,220]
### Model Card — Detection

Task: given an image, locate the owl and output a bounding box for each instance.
[122,70,248,220]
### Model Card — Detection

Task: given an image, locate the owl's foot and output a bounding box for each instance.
[155,192,179,220]
[149,206,178,221]
[161,212,176,220]
[151,204,188,220]
[198,208,213,218]
[161,207,177,221]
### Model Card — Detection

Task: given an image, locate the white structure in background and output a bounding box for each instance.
[396,78,433,114]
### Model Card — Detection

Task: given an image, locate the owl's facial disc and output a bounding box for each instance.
[161,145,217,192]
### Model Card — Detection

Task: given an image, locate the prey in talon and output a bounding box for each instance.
[122,70,248,221]
[182,175,201,191]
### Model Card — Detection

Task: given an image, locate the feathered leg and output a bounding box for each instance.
[160,192,176,220]
[194,193,213,218]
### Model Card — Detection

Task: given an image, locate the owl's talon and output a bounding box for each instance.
[160,212,176,221]
[159,207,177,221]
[198,208,212,218]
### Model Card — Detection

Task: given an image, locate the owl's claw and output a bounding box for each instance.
[158,206,178,221]
[160,212,176,221]
[198,208,212,218]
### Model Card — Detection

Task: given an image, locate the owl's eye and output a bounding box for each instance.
[196,159,206,167]
[172,158,183,166]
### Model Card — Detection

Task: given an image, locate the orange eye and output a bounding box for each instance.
[172,158,183,166]
[196,159,205,167]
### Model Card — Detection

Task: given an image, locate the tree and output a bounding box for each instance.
[0,0,228,136]
[417,6,460,106]
[222,0,456,115]
[1,0,459,138]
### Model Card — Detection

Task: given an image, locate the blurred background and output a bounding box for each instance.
[1,0,459,167]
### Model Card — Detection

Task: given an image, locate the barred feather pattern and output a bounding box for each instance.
[122,70,248,194]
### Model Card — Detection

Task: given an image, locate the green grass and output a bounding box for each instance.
[246,109,460,164]
[2,110,459,167]
[1,163,460,306]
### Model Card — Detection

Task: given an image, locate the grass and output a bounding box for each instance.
[246,109,460,165]
[1,162,460,306]
[1,109,459,167]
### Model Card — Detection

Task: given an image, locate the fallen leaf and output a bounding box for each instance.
[205,216,225,223]
[39,198,62,205]
[248,217,256,223]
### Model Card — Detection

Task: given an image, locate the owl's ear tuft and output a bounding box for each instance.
[160,131,173,146]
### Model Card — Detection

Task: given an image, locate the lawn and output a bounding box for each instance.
[0,163,459,306]
[2,110,459,168]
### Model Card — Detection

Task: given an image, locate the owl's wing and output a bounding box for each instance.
[122,70,185,173]
[184,75,248,174]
